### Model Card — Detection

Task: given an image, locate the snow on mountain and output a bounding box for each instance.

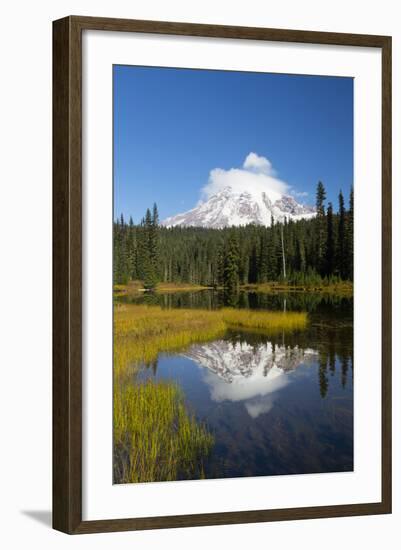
[162,153,315,228]
[182,340,318,415]
[163,186,315,228]
[183,340,318,386]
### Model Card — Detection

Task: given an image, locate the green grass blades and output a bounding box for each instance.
[221,308,307,333]
[114,380,213,483]
[114,304,227,377]
[114,304,307,375]
[113,303,308,483]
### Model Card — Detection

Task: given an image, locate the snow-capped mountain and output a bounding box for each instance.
[182,340,318,415]
[183,340,318,385]
[162,186,316,229]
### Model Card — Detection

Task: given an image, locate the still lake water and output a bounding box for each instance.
[128,290,353,479]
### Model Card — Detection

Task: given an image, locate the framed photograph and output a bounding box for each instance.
[53,16,392,534]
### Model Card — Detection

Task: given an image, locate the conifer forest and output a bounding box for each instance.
[113,182,353,290]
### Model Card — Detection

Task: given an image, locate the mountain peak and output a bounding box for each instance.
[162,185,315,229]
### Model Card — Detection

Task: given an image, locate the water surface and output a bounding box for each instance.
[133,290,353,479]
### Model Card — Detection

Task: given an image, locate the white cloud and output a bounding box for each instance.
[245,395,275,418]
[292,190,309,198]
[204,368,289,404]
[201,152,290,202]
[243,152,275,175]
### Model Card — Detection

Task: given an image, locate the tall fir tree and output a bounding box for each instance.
[141,206,160,289]
[114,214,129,284]
[216,241,225,287]
[258,232,269,283]
[267,216,278,280]
[127,216,136,280]
[223,232,240,292]
[274,222,284,279]
[113,217,121,283]
[347,186,354,280]
[150,203,160,277]
[315,181,327,276]
[337,190,347,279]
[295,225,306,274]
[325,202,335,277]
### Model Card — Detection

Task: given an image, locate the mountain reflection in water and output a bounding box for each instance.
[137,293,353,479]
[183,340,318,418]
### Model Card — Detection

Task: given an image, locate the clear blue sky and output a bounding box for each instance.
[114,65,353,222]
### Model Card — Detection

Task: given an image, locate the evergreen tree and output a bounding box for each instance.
[114,214,129,284]
[113,217,121,283]
[267,216,278,280]
[316,181,326,216]
[248,243,258,284]
[337,191,347,279]
[325,202,335,276]
[142,254,158,289]
[347,186,354,280]
[216,242,225,287]
[113,196,354,291]
[149,203,160,277]
[152,203,159,225]
[279,220,287,280]
[140,206,160,289]
[315,181,327,276]
[223,232,240,292]
[127,216,136,280]
[295,230,306,274]
[274,222,284,279]
[258,232,269,283]
[135,219,146,280]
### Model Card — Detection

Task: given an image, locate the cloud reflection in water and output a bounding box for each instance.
[183,340,318,418]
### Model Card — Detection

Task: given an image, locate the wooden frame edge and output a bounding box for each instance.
[53,16,82,534]
[381,34,392,516]
[73,502,388,534]
[65,15,390,47]
[52,15,392,534]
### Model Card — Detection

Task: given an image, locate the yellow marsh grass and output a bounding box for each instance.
[114,305,227,376]
[114,380,213,483]
[220,308,308,333]
[113,304,307,483]
[114,304,308,375]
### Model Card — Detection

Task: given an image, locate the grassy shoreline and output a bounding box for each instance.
[114,381,213,483]
[114,280,213,298]
[241,281,353,295]
[114,304,308,374]
[114,303,308,483]
[114,280,353,298]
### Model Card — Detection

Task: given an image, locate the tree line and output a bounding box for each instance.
[114,182,353,289]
